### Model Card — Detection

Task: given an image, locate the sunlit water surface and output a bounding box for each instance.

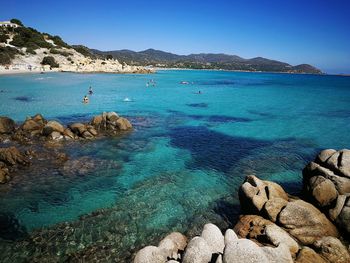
[0,70,349,261]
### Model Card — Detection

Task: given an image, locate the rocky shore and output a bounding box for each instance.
[0,112,132,184]
[134,150,350,263]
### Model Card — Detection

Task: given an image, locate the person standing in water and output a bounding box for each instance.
[83,95,89,104]
[88,86,93,95]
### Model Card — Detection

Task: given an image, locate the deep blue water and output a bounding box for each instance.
[0,70,350,259]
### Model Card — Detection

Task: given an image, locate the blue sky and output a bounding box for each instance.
[1,0,349,73]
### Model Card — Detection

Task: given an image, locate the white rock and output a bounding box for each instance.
[201,223,225,254]
[183,237,212,263]
[224,229,238,245]
[133,246,167,263]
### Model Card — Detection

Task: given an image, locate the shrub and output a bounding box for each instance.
[50,48,71,57]
[0,46,18,65]
[101,61,106,65]
[11,27,52,49]
[26,47,36,54]
[72,45,95,58]
[41,56,59,68]
[49,35,70,48]
[10,18,24,27]
[0,33,8,43]
[106,54,113,60]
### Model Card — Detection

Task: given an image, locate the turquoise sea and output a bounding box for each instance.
[0,70,350,261]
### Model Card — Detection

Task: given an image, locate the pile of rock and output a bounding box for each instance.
[0,112,132,142]
[303,149,350,235]
[0,112,132,183]
[134,223,292,263]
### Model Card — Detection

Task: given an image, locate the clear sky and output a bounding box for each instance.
[1,0,349,73]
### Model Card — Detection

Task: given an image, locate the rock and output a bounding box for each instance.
[234,215,273,240]
[91,115,103,127]
[0,116,16,134]
[0,168,10,184]
[265,224,299,255]
[0,147,28,166]
[278,199,338,245]
[336,196,350,233]
[49,131,63,140]
[260,244,293,263]
[239,175,288,213]
[316,149,337,163]
[42,120,65,136]
[215,255,223,263]
[106,111,119,121]
[63,128,75,139]
[69,123,86,135]
[81,131,93,139]
[21,119,43,132]
[158,232,187,259]
[329,195,347,221]
[263,197,288,222]
[201,223,225,254]
[182,237,212,263]
[308,176,338,207]
[295,246,327,263]
[32,114,45,124]
[115,117,132,131]
[313,236,350,263]
[87,127,98,136]
[223,239,269,263]
[133,246,167,263]
[224,229,238,245]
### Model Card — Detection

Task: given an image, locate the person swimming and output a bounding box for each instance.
[83,95,89,104]
[88,86,93,95]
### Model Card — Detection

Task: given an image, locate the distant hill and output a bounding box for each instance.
[91,48,322,74]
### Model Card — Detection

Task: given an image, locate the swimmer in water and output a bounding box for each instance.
[83,95,89,104]
[88,86,93,95]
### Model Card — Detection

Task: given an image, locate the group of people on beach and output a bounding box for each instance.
[83,87,93,104]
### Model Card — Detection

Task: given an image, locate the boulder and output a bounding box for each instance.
[49,131,63,140]
[200,223,225,254]
[116,117,132,131]
[263,197,288,222]
[182,237,212,263]
[42,121,65,136]
[224,229,238,245]
[0,116,16,134]
[295,247,327,263]
[91,115,103,127]
[260,244,293,263]
[234,215,273,240]
[63,128,75,139]
[21,119,42,132]
[278,199,338,245]
[223,239,269,263]
[336,196,350,233]
[313,236,350,263]
[31,114,45,125]
[106,111,119,121]
[239,175,288,213]
[265,224,299,255]
[308,176,338,207]
[158,232,187,259]
[69,123,86,135]
[133,246,167,263]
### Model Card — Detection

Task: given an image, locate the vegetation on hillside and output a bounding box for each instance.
[41,56,59,68]
[0,46,19,65]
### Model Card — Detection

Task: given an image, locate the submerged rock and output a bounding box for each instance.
[0,212,28,240]
[0,116,16,134]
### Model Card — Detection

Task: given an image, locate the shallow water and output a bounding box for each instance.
[0,70,350,261]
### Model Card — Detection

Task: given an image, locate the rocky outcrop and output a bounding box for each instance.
[303,149,350,235]
[0,112,133,184]
[238,175,339,246]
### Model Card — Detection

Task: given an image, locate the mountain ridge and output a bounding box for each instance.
[90,48,322,74]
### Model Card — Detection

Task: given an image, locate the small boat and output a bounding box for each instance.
[180,81,189,85]
[123,97,132,102]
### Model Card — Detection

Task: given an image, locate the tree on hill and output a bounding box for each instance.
[10,18,23,26]
[41,56,59,68]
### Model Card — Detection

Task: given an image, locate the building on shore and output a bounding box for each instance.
[0,21,21,28]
